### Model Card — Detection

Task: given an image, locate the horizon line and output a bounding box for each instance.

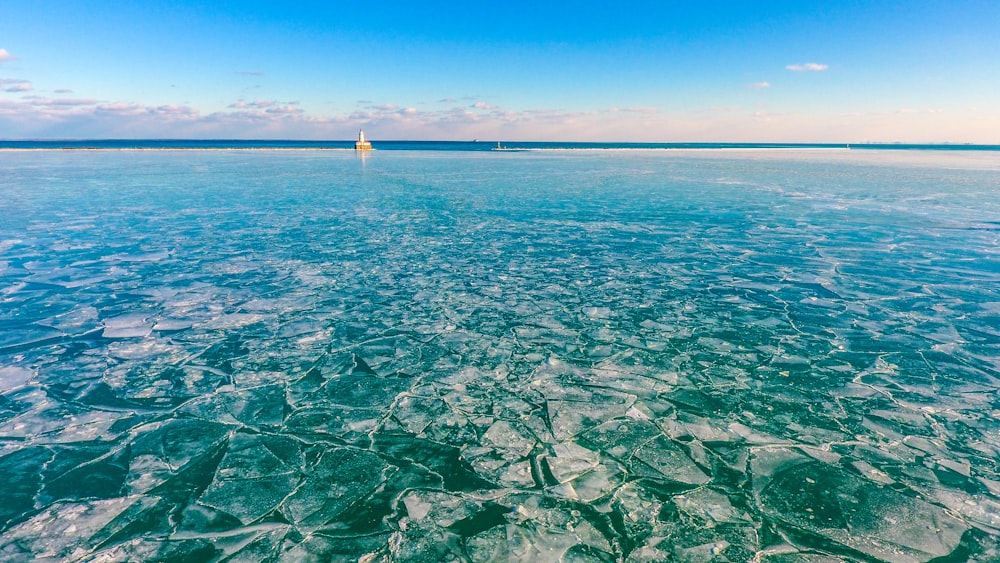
[2,138,998,146]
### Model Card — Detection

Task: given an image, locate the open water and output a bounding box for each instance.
[2,139,999,151]
[1,148,999,561]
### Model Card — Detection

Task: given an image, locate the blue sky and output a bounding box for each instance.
[1,1,998,141]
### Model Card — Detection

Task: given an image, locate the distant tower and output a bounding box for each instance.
[355,129,372,150]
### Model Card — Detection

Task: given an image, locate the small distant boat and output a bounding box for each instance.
[355,130,372,151]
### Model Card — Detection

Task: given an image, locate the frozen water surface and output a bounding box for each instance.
[1,148,999,561]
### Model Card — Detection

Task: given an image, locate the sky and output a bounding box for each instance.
[1,0,999,142]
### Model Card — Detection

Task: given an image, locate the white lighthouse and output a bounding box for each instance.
[355,129,372,150]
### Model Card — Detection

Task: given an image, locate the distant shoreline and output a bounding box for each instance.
[1,140,998,152]
[0,147,357,152]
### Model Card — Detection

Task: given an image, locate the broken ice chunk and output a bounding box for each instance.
[579,418,661,457]
[101,313,153,338]
[578,419,709,485]
[198,434,303,524]
[283,447,393,528]
[612,481,664,548]
[546,392,636,440]
[388,489,508,561]
[543,442,600,484]
[504,492,614,560]
[43,304,100,333]
[179,383,287,428]
[0,324,63,353]
[0,366,34,389]
[71,537,219,562]
[152,318,194,332]
[673,488,752,526]
[757,459,968,562]
[555,460,625,503]
[482,419,537,461]
[392,395,479,445]
[0,497,146,561]
[285,405,382,444]
[279,531,391,562]
[0,446,52,529]
[325,371,413,408]
[631,435,710,485]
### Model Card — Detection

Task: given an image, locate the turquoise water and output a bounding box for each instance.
[1,149,999,561]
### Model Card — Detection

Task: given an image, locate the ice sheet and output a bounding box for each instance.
[1,149,998,560]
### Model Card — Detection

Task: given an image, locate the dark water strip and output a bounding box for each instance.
[2,139,999,151]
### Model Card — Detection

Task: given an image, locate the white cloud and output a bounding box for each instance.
[30,97,100,106]
[0,91,994,143]
[227,100,301,114]
[695,106,742,115]
[786,63,828,72]
[472,101,496,110]
[751,81,771,89]
[229,100,278,109]
[96,102,152,115]
[0,48,16,63]
[91,103,189,119]
[264,105,303,116]
[0,78,32,92]
[606,106,658,115]
[752,110,786,122]
[895,107,943,115]
[225,100,304,120]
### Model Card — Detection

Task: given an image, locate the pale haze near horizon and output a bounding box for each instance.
[1,1,998,143]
